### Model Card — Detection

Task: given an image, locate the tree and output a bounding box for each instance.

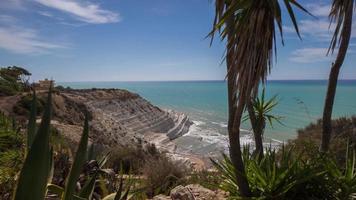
[321,0,354,152]
[210,0,308,196]
[0,66,31,95]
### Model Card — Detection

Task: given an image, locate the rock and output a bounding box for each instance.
[169,184,227,200]
[152,194,172,200]
[170,185,195,200]
[51,89,192,149]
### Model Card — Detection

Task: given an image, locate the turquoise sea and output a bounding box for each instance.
[59,80,356,154]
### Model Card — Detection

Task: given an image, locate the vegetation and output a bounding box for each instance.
[107,144,187,198]
[245,88,281,158]
[210,0,310,196]
[321,0,354,152]
[0,0,355,198]
[11,90,139,200]
[212,145,356,199]
[0,113,24,199]
[288,116,356,166]
[13,93,46,116]
[0,66,31,96]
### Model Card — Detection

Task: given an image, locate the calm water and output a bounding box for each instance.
[59,80,356,154]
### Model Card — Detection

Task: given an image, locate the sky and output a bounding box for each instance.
[0,0,355,82]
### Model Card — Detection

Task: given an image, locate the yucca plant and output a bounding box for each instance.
[245,88,282,158]
[210,0,311,196]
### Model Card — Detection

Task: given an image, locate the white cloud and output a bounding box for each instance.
[298,19,334,40]
[289,48,333,63]
[0,15,17,24]
[34,0,120,24]
[285,2,356,41]
[0,26,66,54]
[306,3,330,17]
[38,11,54,18]
[0,0,24,10]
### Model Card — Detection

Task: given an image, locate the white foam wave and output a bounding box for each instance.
[183,123,281,154]
[192,120,206,126]
[211,121,228,128]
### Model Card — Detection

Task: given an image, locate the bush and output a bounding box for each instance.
[13,94,45,116]
[186,170,221,191]
[106,145,146,174]
[106,144,161,174]
[288,116,356,166]
[0,113,24,200]
[141,154,187,198]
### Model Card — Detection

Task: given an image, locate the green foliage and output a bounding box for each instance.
[62,115,89,200]
[14,89,53,200]
[324,147,356,199]
[141,154,187,197]
[186,170,222,191]
[288,116,356,166]
[27,90,37,151]
[13,93,45,116]
[246,88,282,128]
[0,66,31,96]
[0,113,24,200]
[11,88,141,200]
[211,146,346,199]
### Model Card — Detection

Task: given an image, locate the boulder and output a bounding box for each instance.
[169,184,227,200]
[170,185,194,200]
[152,194,172,200]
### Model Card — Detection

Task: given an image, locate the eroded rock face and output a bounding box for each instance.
[50,89,192,150]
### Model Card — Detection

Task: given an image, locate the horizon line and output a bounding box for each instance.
[56,79,356,83]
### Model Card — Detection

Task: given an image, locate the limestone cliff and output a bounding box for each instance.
[50,89,192,149]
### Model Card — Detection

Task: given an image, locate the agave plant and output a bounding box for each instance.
[14,89,54,200]
[13,89,136,200]
[211,146,331,199]
[324,146,356,199]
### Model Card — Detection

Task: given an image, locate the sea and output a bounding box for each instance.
[59,80,356,156]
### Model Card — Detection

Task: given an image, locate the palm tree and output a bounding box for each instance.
[210,0,308,196]
[321,0,354,152]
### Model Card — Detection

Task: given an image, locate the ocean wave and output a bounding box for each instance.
[192,120,206,126]
[182,123,282,154]
[211,121,228,128]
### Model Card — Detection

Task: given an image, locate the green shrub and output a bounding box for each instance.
[211,146,337,199]
[0,113,24,200]
[288,116,356,166]
[106,144,161,174]
[13,94,45,116]
[186,170,221,191]
[141,154,187,198]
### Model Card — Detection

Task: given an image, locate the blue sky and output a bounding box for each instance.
[0,0,355,81]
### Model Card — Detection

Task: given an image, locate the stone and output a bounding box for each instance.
[152,194,172,200]
[170,185,195,200]
[169,184,227,200]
